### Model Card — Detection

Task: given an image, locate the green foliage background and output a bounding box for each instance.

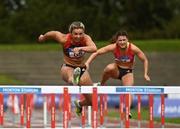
[0,0,180,43]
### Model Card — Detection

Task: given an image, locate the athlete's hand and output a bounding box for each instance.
[144,74,151,82]
[38,34,45,42]
[73,47,81,54]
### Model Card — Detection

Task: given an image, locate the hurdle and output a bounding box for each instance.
[0,85,180,128]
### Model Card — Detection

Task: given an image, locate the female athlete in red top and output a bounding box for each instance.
[86,30,150,118]
[38,21,97,116]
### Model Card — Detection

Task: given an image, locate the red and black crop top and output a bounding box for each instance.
[63,34,86,58]
[113,43,135,63]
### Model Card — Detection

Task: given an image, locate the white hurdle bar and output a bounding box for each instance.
[0,85,180,128]
[0,85,180,94]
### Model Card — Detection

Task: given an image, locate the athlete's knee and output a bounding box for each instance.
[67,77,73,84]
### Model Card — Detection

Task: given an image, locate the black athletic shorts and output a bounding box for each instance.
[118,67,133,80]
[62,64,86,78]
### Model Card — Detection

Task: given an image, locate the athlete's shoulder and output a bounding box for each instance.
[129,42,137,49]
[129,42,142,53]
[83,34,96,45]
[60,33,71,43]
[84,34,92,40]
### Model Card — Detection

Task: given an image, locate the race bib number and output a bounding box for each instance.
[67,48,85,58]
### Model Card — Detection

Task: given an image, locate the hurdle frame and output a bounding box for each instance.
[0,85,180,128]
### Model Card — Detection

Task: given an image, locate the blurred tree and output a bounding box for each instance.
[0,0,180,43]
[122,0,173,30]
[3,0,26,13]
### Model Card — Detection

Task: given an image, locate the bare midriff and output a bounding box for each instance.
[63,54,85,67]
[115,60,134,69]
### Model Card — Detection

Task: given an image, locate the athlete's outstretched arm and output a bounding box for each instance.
[38,31,66,44]
[73,35,97,53]
[85,44,115,69]
[133,45,151,81]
